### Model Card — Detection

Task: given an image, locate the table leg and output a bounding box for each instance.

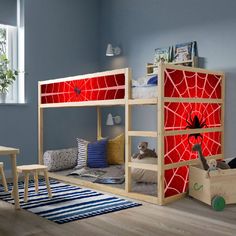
[34,171,39,193]
[11,154,20,209]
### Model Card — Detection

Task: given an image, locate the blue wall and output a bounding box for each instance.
[1,0,236,173]
[99,0,236,158]
[0,0,100,171]
[0,0,17,26]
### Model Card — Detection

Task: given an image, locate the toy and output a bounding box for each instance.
[206,159,220,178]
[192,143,230,170]
[132,142,157,160]
[189,165,236,211]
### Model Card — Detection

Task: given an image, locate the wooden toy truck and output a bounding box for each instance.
[189,165,236,211]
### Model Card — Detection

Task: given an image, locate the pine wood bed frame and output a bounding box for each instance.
[38,63,225,205]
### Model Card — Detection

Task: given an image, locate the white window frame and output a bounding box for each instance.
[0,0,25,104]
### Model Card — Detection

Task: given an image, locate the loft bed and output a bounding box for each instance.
[38,63,225,205]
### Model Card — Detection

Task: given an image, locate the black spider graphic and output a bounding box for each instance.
[185,110,207,144]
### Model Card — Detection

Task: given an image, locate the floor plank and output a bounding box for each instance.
[0,195,235,236]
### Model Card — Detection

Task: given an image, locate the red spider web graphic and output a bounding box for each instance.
[164,69,222,99]
[41,73,125,104]
[163,68,223,197]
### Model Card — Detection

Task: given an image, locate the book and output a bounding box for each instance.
[93,176,125,184]
[68,167,106,178]
[173,41,196,63]
[154,46,172,65]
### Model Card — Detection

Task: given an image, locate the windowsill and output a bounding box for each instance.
[0,102,27,106]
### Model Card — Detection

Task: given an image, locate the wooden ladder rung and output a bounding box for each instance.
[128,162,158,171]
[128,131,157,137]
[128,98,157,105]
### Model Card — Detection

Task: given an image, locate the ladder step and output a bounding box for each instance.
[128,162,158,171]
[128,98,157,105]
[128,131,157,137]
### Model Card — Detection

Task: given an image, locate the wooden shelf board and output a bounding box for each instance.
[128,131,158,137]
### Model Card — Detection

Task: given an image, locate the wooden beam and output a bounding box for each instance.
[128,162,158,171]
[157,62,165,205]
[39,68,129,85]
[128,98,157,105]
[164,127,223,136]
[97,107,102,139]
[164,97,223,104]
[40,99,126,108]
[38,83,43,165]
[128,131,157,137]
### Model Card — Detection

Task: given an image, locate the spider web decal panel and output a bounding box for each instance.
[164,132,221,197]
[164,132,221,164]
[165,166,189,197]
[165,102,221,131]
[164,69,222,99]
[41,73,125,104]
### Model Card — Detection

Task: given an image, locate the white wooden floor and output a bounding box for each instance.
[0,195,235,236]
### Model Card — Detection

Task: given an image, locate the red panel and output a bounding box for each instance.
[164,132,221,164]
[164,69,222,99]
[41,73,125,104]
[164,131,221,197]
[165,166,189,197]
[165,102,221,131]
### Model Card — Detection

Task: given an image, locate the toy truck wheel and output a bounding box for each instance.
[211,195,225,211]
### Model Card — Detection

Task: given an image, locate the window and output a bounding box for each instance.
[0,0,25,104]
[0,24,18,103]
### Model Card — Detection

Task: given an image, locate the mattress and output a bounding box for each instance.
[131,86,158,99]
[54,166,157,196]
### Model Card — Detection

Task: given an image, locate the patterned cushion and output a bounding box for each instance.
[107,133,125,165]
[43,148,77,171]
[87,139,108,168]
[75,138,89,169]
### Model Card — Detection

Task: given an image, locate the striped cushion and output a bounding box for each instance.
[75,138,89,169]
[87,139,108,168]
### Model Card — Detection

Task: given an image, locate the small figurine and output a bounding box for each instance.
[132,142,157,160]
[206,159,220,178]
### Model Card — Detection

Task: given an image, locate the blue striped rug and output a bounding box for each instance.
[0,179,141,224]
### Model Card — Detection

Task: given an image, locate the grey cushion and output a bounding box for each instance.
[43,148,77,171]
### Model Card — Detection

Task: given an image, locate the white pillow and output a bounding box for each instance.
[43,148,77,171]
[131,157,157,184]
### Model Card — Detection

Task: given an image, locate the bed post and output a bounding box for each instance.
[38,83,44,165]
[97,107,102,139]
[221,73,225,160]
[157,62,165,205]
[125,68,132,193]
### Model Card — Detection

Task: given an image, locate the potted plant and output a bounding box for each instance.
[0,54,18,103]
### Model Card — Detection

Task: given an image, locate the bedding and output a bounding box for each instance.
[43,148,77,171]
[106,133,125,165]
[87,139,108,168]
[131,157,157,184]
[76,138,89,169]
[131,86,158,99]
[131,75,158,99]
[76,138,108,169]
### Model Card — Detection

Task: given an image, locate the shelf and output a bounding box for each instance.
[128,98,157,105]
[128,162,158,171]
[146,56,198,75]
[128,131,157,137]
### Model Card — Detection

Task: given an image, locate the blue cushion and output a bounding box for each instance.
[87,139,108,168]
[147,75,158,85]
